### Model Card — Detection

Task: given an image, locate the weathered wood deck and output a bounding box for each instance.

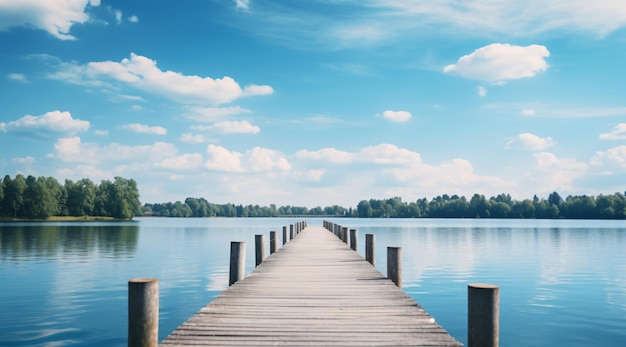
[160,225,463,346]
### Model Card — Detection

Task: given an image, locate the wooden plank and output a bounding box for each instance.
[160,226,462,347]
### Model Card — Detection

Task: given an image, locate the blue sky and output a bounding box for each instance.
[1,0,626,208]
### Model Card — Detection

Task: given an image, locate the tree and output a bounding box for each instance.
[548,192,563,207]
[2,174,26,218]
[357,200,373,218]
[66,178,95,216]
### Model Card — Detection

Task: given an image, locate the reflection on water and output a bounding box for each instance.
[1,218,626,347]
[0,223,139,260]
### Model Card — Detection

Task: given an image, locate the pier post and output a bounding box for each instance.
[349,229,357,251]
[468,283,499,347]
[229,241,246,286]
[342,227,349,243]
[366,234,375,266]
[282,226,287,245]
[270,231,277,254]
[128,278,159,347]
[387,247,402,288]
[255,234,265,267]
[290,224,294,240]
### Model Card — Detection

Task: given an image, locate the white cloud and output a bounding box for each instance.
[600,123,626,140]
[205,145,243,172]
[7,73,29,83]
[591,146,626,170]
[157,153,204,170]
[0,110,89,136]
[477,86,487,97]
[293,169,325,182]
[0,0,100,40]
[233,1,626,52]
[122,123,167,135]
[235,0,250,10]
[205,145,290,172]
[531,152,588,193]
[295,148,353,163]
[12,156,35,165]
[194,121,260,134]
[50,137,178,165]
[94,129,108,136]
[521,109,536,116]
[506,133,556,150]
[381,110,412,123]
[356,144,422,165]
[185,106,251,122]
[128,15,139,23]
[49,53,273,105]
[443,43,550,83]
[367,0,626,37]
[114,10,122,24]
[180,133,210,143]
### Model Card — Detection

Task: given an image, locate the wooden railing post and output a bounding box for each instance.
[341,227,348,243]
[289,224,294,240]
[282,226,287,245]
[270,231,277,254]
[366,234,375,266]
[349,229,357,251]
[229,241,245,286]
[128,278,159,347]
[387,247,401,288]
[468,284,500,347]
[255,234,265,267]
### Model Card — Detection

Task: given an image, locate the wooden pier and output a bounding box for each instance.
[156,224,462,346]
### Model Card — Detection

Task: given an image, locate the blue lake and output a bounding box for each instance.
[1,218,625,346]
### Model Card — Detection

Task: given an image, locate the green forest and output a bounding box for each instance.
[0,174,141,220]
[2,173,625,220]
[143,191,626,219]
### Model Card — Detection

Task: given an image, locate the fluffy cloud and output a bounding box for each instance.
[0,111,89,136]
[50,137,178,165]
[193,121,260,134]
[205,145,290,172]
[122,123,167,135]
[599,123,626,140]
[295,148,353,163]
[443,43,550,83]
[297,144,421,165]
[477,86,487,97]
[506,133,555,150]
[531,152,588,193]
[49,53,273,105]
[382,110,412,123]
[0,0,100,40]
[591,146,626,170]
[356,144,422,164]
[180,133,210,143]
[157,153,204,170]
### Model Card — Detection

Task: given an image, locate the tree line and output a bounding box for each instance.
[142,198,350,218]
[0,174,141,220]
[143,191,626,219]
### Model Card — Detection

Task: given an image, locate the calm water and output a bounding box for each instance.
[1,218,625,346]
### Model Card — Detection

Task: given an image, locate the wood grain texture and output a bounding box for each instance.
[160,226,463,346]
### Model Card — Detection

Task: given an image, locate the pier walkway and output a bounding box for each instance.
[159,225,462,346]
